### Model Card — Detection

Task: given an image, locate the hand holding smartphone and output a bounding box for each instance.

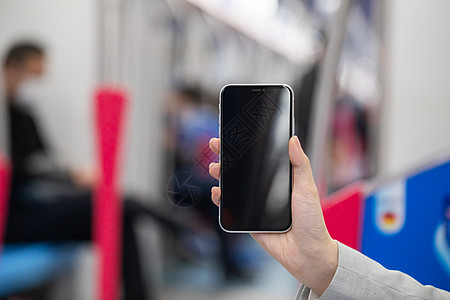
[212,89,339,294]
[219,84,294,233]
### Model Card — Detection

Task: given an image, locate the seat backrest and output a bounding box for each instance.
[362,160,450,291]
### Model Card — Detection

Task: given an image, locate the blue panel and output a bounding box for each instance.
[362,161,450,291]
[0,243,78,297]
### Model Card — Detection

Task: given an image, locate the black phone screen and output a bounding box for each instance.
[219,85,293,232]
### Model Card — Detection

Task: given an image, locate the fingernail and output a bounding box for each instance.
[294,135,301,150]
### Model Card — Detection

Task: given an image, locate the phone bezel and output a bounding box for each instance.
[218,83,295,233]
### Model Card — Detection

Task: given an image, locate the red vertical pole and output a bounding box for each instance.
[93,87,127,300]
[0,153,11,255]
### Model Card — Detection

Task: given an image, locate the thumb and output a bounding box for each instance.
[289,136,318,197]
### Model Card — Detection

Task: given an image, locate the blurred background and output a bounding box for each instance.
[0,0,449,299]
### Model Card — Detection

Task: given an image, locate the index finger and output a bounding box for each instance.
[209,138,220,156]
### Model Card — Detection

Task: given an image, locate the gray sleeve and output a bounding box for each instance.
[295,241,450,300]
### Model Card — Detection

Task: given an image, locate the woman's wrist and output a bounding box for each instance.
[294,238,338,296]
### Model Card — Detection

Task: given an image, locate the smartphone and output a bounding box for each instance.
[219,84,294,233]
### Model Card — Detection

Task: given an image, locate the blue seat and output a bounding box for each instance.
[0,243,79,297]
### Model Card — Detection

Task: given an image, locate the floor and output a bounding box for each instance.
[160,234,299,300]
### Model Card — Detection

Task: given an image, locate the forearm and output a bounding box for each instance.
[296,241,450,300]
[291,239,338,296]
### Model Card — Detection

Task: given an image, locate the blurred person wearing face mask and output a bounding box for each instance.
[1,43,187,300]
[3,43,48,184]
[4,45,44,109]
[3,43,97,189]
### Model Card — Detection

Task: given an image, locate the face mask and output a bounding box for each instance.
[15,77,42,108]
